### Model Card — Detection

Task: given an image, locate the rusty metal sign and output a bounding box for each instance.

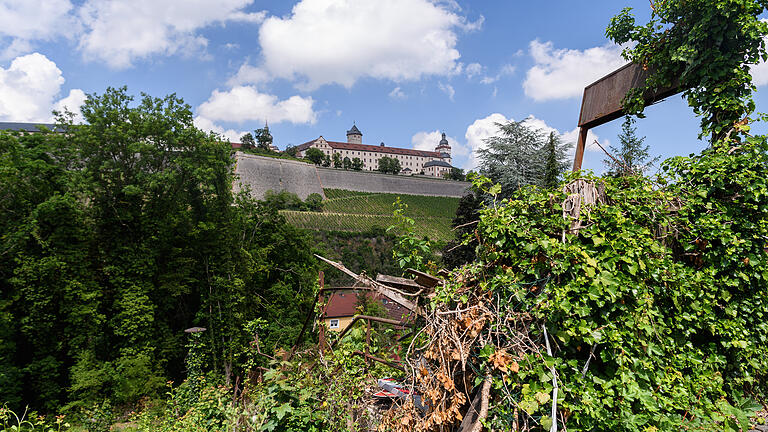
[573,62,681,171]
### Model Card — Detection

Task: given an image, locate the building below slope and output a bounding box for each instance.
[295,124,454,177]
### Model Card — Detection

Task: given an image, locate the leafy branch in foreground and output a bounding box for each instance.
[606,0,768,139]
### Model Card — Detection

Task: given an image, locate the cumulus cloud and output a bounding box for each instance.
[464,113,603,169]
[0,53,84,122]
[77,0,265,68]
[523,40,626,101]
[0,0,78,59]
[197,85,317,125]
[193,115,249,142]
[227,63,271,87]
[54,88,87,123]
[257,0,477,89]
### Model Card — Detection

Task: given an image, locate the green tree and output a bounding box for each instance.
[444,167,465,181]
[240,132,255,150]
[541,131,570,188]
[377,157,390,174]
[284,145,298,157]
[604,116,659,176]
[322,154,331,167]
[305,148,324,165]
[605,1,768,139]
[351,157,363,171]
[332,153,342,168]
[0,87,319,413]
[478,120,545,196]
[342,156,352,170]
[254,125,273,151]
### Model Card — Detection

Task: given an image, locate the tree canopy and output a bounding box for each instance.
[0,87,318,413]
[479,120,571,196]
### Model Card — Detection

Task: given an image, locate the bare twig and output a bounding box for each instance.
[543,325,559,432]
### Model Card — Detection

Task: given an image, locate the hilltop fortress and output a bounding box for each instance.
[295,124,454,178]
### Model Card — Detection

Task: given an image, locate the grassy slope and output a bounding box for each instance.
[280,189,459,242]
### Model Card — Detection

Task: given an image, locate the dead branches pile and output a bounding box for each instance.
[380,266,547,432]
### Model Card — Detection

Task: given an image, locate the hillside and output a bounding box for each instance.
[279,188,460,242]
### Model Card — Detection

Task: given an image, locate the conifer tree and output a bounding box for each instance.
[604,116,659,176]
[541,131,570,188]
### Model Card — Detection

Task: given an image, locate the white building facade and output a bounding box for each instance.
[295,125,453,177]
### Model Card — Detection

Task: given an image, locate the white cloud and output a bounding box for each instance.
[257,0,473,89]
[411,130,468,157]
[0,0,78,59]
[752,20,768,86]
[77,0,265,68]
[753,61,768,86]
[193,115,249,142]
[465,62,482,79]
[463,113,604,169]
[197,85,317,125]
[0,53,64,122]
[389,86,406,100]
[54,88,87,123]
[438,82,455,101]
[523,40,626,101]
[480,63,515,84]
[227,63,271,87]
[0,53,85,123]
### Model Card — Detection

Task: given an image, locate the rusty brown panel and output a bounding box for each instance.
[578,63,680,129]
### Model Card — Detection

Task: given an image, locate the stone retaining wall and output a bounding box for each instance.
[234,152,470,199]
[234,153,325,200]
[316,167,469,197]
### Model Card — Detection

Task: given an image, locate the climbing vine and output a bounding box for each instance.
[606,0,768,138]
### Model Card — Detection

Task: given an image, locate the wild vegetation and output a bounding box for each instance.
[4,1,768,430]
[0,87,319,423]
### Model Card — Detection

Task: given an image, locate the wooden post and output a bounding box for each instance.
[317,271,326,352]
[572,126,589,172]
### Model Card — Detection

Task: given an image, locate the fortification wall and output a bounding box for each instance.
[233,152,470,199]
[316,167,470,197]
[234,153,325,200]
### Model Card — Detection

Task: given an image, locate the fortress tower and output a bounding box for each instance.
[346,124,363,144]
[435,132,451,163]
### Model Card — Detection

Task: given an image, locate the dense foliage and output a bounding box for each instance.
[377,156,402,175]
[0,87,318,415]
[386,131,768,431]
[304,147,325,165]
[479,119,571,197]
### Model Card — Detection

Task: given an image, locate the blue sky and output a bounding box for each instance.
[2,0,768,173]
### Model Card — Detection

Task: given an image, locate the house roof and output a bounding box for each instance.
[424,160,453,168]
[0,122,64,132]
[297,138,442,158]
[323,290,413,322]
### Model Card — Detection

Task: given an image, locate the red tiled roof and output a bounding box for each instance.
[326,140,440,157]
[230,142,242,149]
[296,138,441,158]
[323,290,413,322]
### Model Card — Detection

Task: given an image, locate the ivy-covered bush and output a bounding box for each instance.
[387,134,768,431]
